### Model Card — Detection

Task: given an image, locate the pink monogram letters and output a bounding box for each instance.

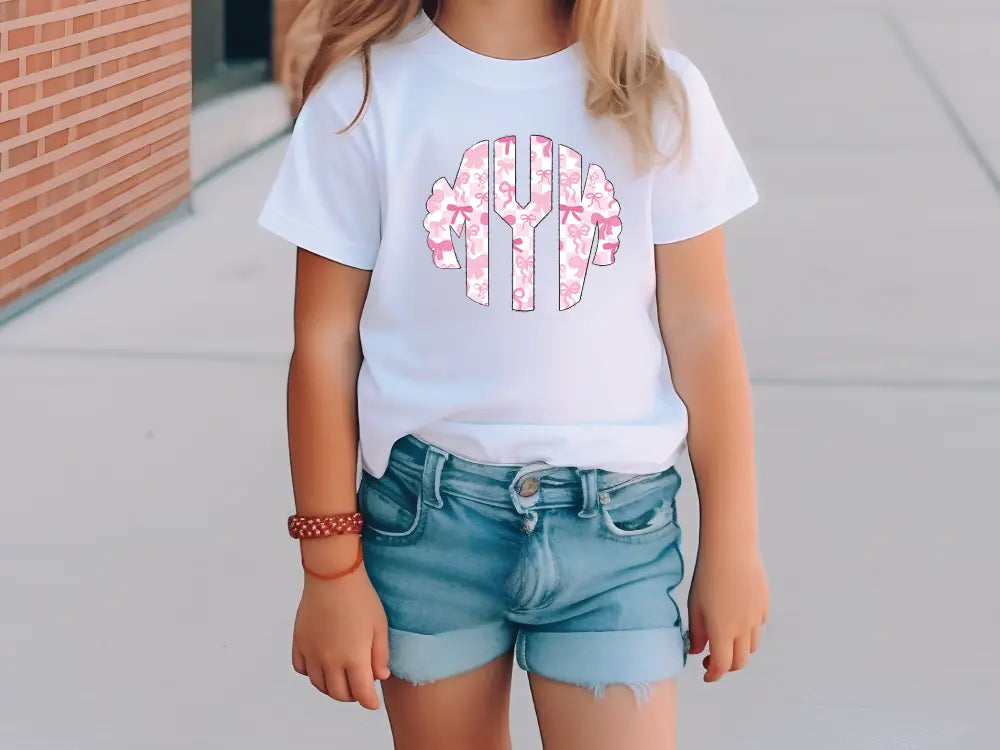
[424,136,622,310]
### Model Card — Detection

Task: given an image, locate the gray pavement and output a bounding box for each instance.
[2,2,999,748]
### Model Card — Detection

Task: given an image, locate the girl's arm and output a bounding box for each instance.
[288,247,368,535]
[288,248,390,709]
[655,227,769,683]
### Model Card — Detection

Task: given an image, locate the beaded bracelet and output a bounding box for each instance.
[289,512,365,581]
[287,512,364,539]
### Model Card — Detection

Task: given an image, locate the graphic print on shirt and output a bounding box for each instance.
[495,135,553,311]
[424,140,491,305]
[557,145,623,310]
[423,136,621,311]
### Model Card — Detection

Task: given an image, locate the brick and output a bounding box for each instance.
[0,232,19,259]
[44,233,76,263]
[92,173,141,207]
[88,35,110,54]
[56,96,83,118]
[72,12,95,33]
[76,101,140,139]
[112,16,188,48]
[44,128,69,152]
[0,0,22,23]
[41,20,66,42]
[106,61,187,101]
[1,196,38,227]
[46,199,84,228]
[43,176,81,206]
[78,168,101,189]
[27,107,54,130]
[60,141,109,172]
[56,43,82,65]
[9,83,36,109]
[25,162,55,188]
[73,66,96,86]
[0,172,29,202]
[8,141,38,169]
[26,51,53,74]
[0,118,19,140]
[75,215,101,241]
[141,84,186,112]
[160,38,189,58]
[65,200,88,223]
[97,145,149,181]
[125,49,157,68]
[7,26,36,50]
[41,72,72,97]
[1,0,201,309]
[117,110,182,145]
[90,89,107,106]
[0,59,19,83]
[26,214,62,245]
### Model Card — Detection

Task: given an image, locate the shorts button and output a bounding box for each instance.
[518,476,539,497]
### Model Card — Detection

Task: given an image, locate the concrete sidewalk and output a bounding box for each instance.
[2,2,998,748]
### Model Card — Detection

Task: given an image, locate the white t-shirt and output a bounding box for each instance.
[259,13,758,478]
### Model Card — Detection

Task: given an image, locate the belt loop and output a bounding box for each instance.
[577,469,598,518]
[421,445,447,508]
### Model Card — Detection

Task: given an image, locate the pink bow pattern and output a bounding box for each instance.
[423,140,490,304]
[557,144,622,308]
[494,135,554,311]
[423,137,622,311]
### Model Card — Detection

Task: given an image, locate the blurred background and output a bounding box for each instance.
[0,1,998,748]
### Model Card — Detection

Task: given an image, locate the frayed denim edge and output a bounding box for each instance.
[391,672,657,707]
[590,681,655,706]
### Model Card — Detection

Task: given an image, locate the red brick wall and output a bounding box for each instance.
[0,0,191,309]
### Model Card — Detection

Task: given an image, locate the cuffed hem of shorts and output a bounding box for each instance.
[515,627,686,701]
[387,622,517,685]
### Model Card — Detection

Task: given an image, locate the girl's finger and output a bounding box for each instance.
[705,636,732,682]
[688,609,708,655]
[750,626,761,654]
[292,647,307,676]
[306,659,327,695]
[731,634,750,671]
[347,662,381,710]
[372,624,391,681]
[325,667,353,702]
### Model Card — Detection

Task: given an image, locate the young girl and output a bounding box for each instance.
[260,1,768,747]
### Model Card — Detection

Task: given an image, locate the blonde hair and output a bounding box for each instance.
[280,0,688,167]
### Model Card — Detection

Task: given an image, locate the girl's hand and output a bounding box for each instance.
[687,542,769,682]
[292,540,391,709]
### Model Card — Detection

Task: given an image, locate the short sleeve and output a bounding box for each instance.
[651,52,759,245]
[258,63,381,269]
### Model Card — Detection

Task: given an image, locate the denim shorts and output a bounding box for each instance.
[359,435,688,697]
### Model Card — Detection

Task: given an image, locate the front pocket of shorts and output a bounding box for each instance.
[598,468,681,544]
[358,471,425,544]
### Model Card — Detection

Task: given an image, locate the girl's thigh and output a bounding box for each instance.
[381,651,515,750]
[528,675,677,750]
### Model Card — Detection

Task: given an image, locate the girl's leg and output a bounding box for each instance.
[381,651,516,750]
[528,675,677,750]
